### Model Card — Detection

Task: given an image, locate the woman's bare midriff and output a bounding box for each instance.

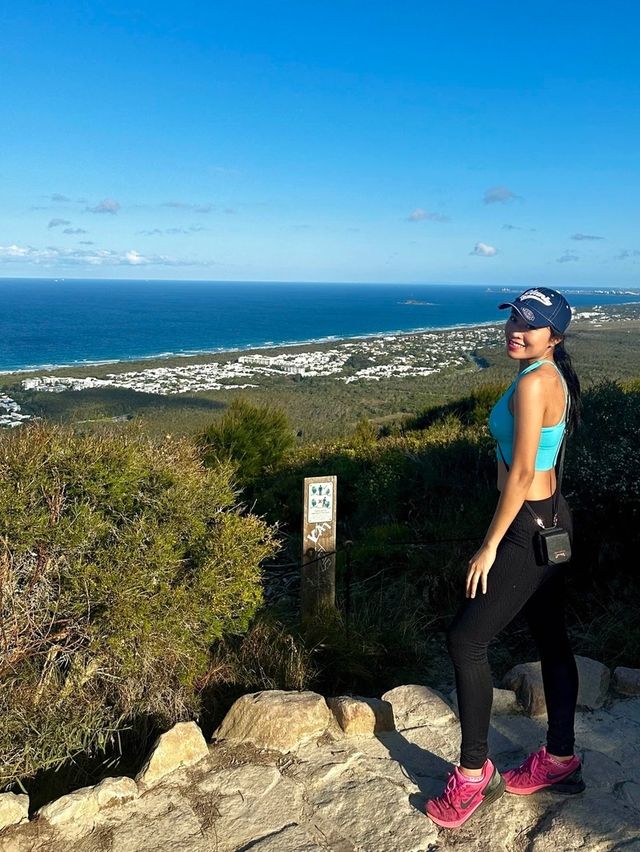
[497,462,558,500]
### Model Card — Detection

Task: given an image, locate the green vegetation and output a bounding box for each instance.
[198,398,295,483]
[243,379,640,696]
[0,424,276,791]
[2,319,640,800]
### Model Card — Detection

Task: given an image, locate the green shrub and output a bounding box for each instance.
[198,398,295,483]
[0,423,277,788]
[402,382,507,432]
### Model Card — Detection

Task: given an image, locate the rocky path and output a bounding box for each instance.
[1,685,639,852]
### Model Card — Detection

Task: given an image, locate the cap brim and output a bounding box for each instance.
[497,302,549,329]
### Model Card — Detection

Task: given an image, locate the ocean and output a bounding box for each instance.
[1,279,639,373]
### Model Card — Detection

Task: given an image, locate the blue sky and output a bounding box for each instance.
[1,0,639,284]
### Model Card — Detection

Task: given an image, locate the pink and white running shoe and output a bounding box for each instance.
[503,746,585,795]
[426,759,505,829]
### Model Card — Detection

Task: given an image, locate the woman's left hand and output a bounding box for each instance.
[466,544,497,599]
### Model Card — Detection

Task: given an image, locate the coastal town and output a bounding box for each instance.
[1,302,639,428]
[16,324,501,401]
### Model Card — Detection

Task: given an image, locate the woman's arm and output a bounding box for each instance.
[466,371,546,598]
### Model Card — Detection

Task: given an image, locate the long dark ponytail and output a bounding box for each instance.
[553,337,581,433]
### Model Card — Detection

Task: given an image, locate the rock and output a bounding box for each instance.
[582,750,625,790]
[327,695,394,734]
[37,777,138,835]
[214,690,332,753]
[524,794,640,851]
[575,655,610,709]
[619,780,640,811]
[197,764,306,851]
[311,774,437,851]
[503,656,611,716]
[449,687,520,717]
[247,824,325,851]
[609,696,640,724]
[0,793,29,831]
[503,663,546,717]
[612,666,640,696]
[5,681,640,852]
[136,721,209,788]
[381,684,456,730]
[109,789,204,852]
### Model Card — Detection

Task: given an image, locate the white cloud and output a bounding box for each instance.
[62,227,88,235]
[86,198,121,214]
[483,186,520,204]
[470,242,498,257]
[571,233,604,241]
[0,243,203,267]
[138,225,206,236]
[406,208,449,222]
[0,244,31,258]
[557,251,579,263]
[208,165,241,177]
[48,218,71,229]
[161,201,213,213]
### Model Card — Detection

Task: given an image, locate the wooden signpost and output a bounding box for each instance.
[301,475,337,624]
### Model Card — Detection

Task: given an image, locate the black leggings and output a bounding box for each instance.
[447,493,578,769]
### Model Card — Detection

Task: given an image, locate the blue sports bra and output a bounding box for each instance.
[488,359,569,470]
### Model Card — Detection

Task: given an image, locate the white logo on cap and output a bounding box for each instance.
[519,289,553,307]
[521,307,536,322]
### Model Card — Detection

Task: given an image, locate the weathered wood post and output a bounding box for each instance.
[301,475,337,624]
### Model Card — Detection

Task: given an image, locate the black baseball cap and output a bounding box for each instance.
[498,287,572,334]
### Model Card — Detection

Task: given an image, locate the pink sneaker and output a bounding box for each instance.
[503,746,585,795]
[426,759,505,829]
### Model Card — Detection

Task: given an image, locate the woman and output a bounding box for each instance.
[426,287,584,830]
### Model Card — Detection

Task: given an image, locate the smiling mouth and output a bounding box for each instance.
[508,339,526,348]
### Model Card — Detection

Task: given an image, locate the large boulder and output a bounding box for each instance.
[503,663,546,717]
[214,690,332,753]
[136,721,209,788]
[36,777,138,836]
[449,687,520,717]
[381,684,456,730]
[327,696,394,735]
[619,781,640,811]
[612,666,640,696]
[0,793,29,832]
[504,655,611,716]
[575,655,611,708]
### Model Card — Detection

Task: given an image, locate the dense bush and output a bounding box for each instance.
[198,398,295,483]
[0,424,277,788]
[254,380,640,675]
[563,381,640,608]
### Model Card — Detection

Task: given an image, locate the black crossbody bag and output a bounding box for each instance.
[498,438,572,566]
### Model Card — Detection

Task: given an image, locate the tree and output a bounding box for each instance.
[199,399,295,483]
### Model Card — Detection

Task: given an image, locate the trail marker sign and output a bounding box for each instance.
[302,475,337,622]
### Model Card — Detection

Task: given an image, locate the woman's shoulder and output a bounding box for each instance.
[513,364,559,404]
[516,361,560,387]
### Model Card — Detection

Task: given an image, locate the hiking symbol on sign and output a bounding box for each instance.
[307,481,334,523]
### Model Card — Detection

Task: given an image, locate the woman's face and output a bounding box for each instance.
[504,311,558,362]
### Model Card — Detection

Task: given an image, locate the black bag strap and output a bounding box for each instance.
[498,437,566,528]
